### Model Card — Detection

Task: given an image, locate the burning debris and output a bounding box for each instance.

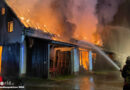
[0,0,123,81]
[6,0,101,45]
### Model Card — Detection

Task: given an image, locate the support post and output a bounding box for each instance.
[71,49,74,74]
[20,35,27,77]
[73,48,80,75]
[48,44,50,79]
[89,51,93,71]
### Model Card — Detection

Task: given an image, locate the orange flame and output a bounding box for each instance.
[5,0,104,71]
[6,0,103,45]
[80,48,89,70]
[93,32,103,46]
[0,46,3,73]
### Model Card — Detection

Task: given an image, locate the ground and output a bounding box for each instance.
[25,71,123,90]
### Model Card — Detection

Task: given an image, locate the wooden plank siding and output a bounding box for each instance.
[26,38,49,78]
[1,43,20,76]
[0,0,24,45]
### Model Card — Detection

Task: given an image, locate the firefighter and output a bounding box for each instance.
[122,56,130,90]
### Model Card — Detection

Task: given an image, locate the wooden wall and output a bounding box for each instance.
[0,0,23,45]
[26,38,49,78]
[1,43,20,76]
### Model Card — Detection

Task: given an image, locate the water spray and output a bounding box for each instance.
[77,40,120,70]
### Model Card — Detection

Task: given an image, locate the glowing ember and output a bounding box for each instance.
[20,17,24,20]
[6,0,102,45]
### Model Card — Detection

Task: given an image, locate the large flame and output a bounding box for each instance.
[5,0,102,46]
[4,0,104,72]
[80,49,89,70]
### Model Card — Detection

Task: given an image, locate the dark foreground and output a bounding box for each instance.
[25,71,123,90]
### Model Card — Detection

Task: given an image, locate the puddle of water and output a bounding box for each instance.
[25,72,123,90]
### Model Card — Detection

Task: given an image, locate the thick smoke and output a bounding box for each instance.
[6,0,129,67]
[33,0,77,40]
[6,0,98,42]
[96,0,124,25]
[96,0,130,67]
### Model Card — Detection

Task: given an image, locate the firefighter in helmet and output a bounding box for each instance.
[122,56,130,90]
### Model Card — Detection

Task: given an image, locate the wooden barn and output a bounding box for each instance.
[0,0,117,79]
[0,0,81,78]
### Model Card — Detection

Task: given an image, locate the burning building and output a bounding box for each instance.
[0,0,117,79]
[0,0,81,78]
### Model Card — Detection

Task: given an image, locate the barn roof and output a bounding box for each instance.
[2,0,56,40]
[3,0,94,49]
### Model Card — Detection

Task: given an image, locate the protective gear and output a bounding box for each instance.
[126,57,130,64]
[126,56,130,60]
[122,56,130,90]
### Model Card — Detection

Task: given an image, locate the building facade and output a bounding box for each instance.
[0,0,81,78]
[0,0,117,79]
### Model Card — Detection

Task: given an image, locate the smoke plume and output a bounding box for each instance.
[6,0,130,67]
[6,0,98,42]
[96,0,124,25]
[96,0,130,67]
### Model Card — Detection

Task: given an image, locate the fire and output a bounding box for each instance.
[95,40,103,46]
[80,48,89,70]
[20,17,24,21]
[93,32,103,46]
[20,17,30,28]
[26,19,30,23]
[6,0,103,45]
[5,0,104,71]
[19,14,103,47]
[0,46,2,73]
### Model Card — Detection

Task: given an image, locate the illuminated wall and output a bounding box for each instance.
[0,46,2,73]
[80,49,89,70]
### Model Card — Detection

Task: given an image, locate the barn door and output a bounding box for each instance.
[50,50,71,77]
[26,38,49,78]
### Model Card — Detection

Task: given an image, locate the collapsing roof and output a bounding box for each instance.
[2,0,94,50]
[5,0,69,42]
[0,0,59,42]
[0,0,77,47]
